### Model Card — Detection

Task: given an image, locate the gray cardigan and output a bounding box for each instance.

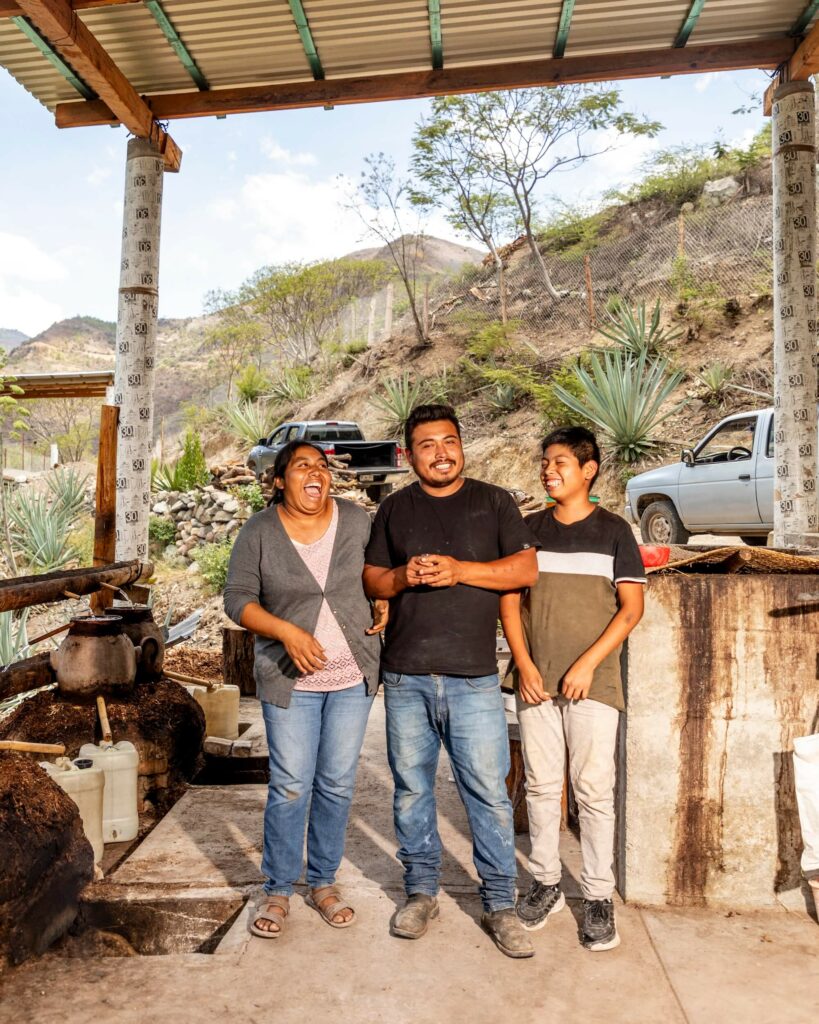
[223,498,381,707]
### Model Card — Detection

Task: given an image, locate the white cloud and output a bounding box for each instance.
[207,198,239,223]
[0,234,70,335]
[0,233,68,283]
[260,136,317,166]
[87,165,112,187]
[695,73,718,94]
[0,282,65,337]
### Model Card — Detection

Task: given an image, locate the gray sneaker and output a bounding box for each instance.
[481,908,535,959]
[391,894,439,939]
[516,881,566,931]
[582,898,620,951]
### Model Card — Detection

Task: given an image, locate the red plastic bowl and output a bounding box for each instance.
[639,544,670,568]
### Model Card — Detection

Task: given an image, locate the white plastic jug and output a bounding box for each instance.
[40,757,105,864]
[190,684,240,740]
[79,741,139,843]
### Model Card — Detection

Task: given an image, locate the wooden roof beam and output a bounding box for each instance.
[0,0,140,17]
[14,0,182,170]
[55,37,794,129]
[763,19,819,115]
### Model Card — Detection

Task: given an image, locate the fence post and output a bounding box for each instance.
[677,211,686,257]
[383,282,394,340]
[367,294,377,346]
[584,253,595,329]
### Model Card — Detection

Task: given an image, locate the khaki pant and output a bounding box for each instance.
[516,694,620,900]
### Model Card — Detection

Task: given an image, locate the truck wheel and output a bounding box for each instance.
[740,535,767,547]
[640,500,690,545]
[366,483,393,503]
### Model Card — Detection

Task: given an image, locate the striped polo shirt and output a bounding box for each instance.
[516,505,646,710]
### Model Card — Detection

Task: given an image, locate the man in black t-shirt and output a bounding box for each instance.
[364,404,538,959]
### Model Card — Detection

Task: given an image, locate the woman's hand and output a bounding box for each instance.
[367,599,389,635]
[518,660,549,705]
[281,623,327,675]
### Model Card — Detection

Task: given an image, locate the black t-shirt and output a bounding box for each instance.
[365,478,538,676]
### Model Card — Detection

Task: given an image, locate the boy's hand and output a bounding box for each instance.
[518,663,549,705]
[366,599,389,634]
[561,656,595,701]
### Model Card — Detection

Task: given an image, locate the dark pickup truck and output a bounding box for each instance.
[247,420,409,502]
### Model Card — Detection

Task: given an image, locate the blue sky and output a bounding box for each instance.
[0,64,773,337]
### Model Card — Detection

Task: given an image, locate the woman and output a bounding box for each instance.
[224,440,386,938]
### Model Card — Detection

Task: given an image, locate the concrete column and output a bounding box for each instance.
[112,138,164,561]
[772,81,818,549]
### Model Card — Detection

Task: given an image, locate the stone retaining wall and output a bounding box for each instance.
[151,486,254,564]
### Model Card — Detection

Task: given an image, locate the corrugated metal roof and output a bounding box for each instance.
[0,0,813,117]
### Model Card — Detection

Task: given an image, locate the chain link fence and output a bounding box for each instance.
[414,195,774,342]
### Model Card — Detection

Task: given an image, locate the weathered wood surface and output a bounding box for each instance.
[0,653,55,702]
[90,404,119,613]
[222,627,256,696]
[0,561,151,613]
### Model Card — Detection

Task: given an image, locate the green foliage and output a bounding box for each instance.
[235,365,271,403]
[470,356,589,429]
[607,128,771,209]
[224,400,278,446]
[268,365,313,406]
[371,373,436,438]
[535,359,594,430]
[466,322,519,360]
[149,516,177,547]
[538,205,617,257]
[0,609,30,668]
[598,299,683,356]
[696,362,734,405]
[45,468,89,521]
[198,539,234,593]
[68,519,95,567]
[486,382,518,414]
[178,431,209,490]
[670,256,723,330]
[551,349,684,463]
[202,314,266,400]
[234,482,266,513]
[7,491,81,573]
[151,458,188,493]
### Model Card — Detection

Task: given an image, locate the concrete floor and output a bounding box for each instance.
[3,695,818,1024]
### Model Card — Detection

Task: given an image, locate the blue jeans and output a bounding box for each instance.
[383,672,516,912]
[261,683,373,896]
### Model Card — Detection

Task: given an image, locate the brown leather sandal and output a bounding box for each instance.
[304,886,356,929]
[250,894,289,938]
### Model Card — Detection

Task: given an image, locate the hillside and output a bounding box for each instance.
[347,234,483,276]
[0,328,28,352]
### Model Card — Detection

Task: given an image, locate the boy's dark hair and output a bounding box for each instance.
[541,426,601,487]
[404,403,461,450]
[269,440,328,505]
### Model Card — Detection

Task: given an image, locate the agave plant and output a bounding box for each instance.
[45,467,89,521]
[598,298,683,356]
[223,400,279,446]
[486,382,518,413]
[6,491,81,572]
[267,367,313,405]
[0,608,30,669]
[370,373,432,438]
[696,361,734,404]
[151,458,188,493]
[552,348,684,463]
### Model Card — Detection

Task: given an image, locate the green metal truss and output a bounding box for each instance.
[144,0,209,90]
[428,0,443,70]
[11,16,97,100]
[288,0,324,81]
[792,1,819,37]
[553,0,576,59]
[674,0,708,49]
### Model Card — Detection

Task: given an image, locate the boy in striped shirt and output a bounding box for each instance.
[500,426,645,951]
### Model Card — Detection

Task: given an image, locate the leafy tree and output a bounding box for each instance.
[27,397,97,462]
[444,87,661,299]
[412,97,520,322]
[202,289,266,399]
[177,430,209,489]
[235,365,270,403]
[242,258,390,364]
[345,153,429,345]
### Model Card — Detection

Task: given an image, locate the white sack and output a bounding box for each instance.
[793,732,819,875]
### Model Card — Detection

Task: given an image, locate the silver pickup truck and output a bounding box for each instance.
[625,407,777,545]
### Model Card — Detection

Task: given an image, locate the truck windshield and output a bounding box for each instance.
[696,417,756,464]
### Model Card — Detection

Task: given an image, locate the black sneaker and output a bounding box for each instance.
[582,898,620,951]
[515,882,566,931]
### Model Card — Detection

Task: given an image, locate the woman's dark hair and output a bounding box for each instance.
[268,440,328,505]
[541,426,601,487]
[404,403,461,450]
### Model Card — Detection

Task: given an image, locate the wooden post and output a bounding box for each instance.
[584,252,595,329]
[222,626,256,696]
[367,294,377,346]
[772,81,819,549]
[90,404,119,612]
[112,137,164,562]
[677,210,686,257]
[383,282,394,341]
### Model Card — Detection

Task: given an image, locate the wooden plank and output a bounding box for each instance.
[56,37,794,128]
[222,626,255,696]
[14,0,181,170]
[0,0,140,15]
[764,20,819,115]
[0,560,151,613]
[90,404,118,613]
[0,652,55,702]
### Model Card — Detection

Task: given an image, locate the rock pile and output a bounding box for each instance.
[151,484,253,564]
